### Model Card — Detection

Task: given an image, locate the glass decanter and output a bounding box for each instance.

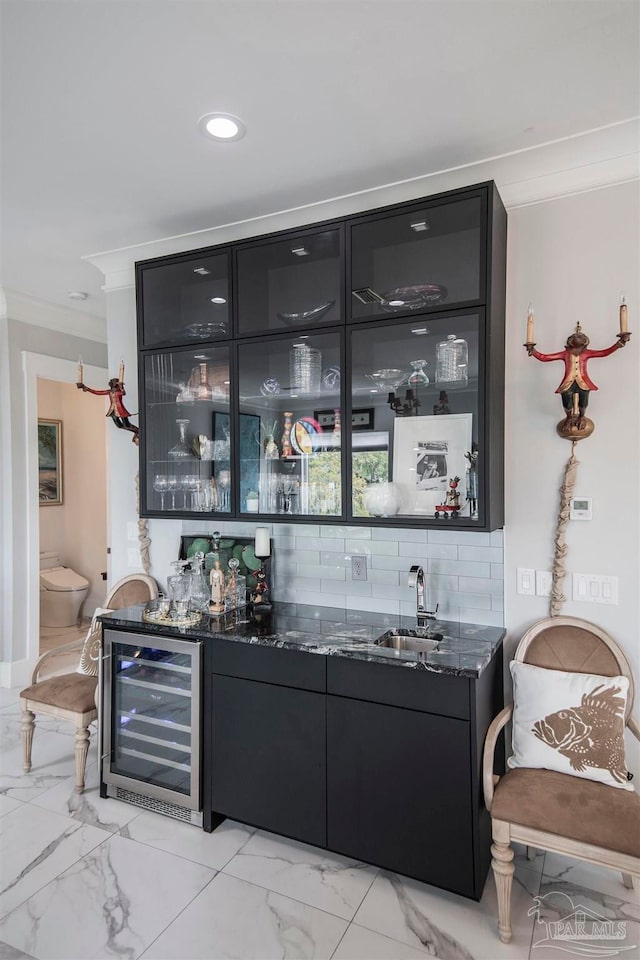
[435,334,468,383]
[194,362,214,400]
[189,553,210,612]
[168,419,192,458]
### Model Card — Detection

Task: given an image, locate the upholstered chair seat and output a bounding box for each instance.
[483,616,640,944]
[21,573,158,793]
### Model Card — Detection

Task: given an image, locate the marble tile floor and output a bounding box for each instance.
[0,683,638,960]
[39,621,90,656]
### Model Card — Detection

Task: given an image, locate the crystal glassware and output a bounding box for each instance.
[166,476,179,510]
[435,334,469,383]
[407,359,430,386]
[168,419,192,458]
[289,343,321,394]
[194,362,214,400]
[152,474,169,510]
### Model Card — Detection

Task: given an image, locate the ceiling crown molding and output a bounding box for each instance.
[84,119,639,292]
[0,288,107,343]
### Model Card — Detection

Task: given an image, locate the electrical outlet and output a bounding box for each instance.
[351,555,368,581]
[127,522,138,541]
[536,571,553,597]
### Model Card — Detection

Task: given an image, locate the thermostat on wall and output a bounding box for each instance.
[570,497,592,520]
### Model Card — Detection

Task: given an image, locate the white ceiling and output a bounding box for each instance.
[2,0,638,323]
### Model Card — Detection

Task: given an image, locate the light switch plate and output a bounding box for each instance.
[517,568,536,596]
[127,547,141,568]
[572,573,618,605]
[127,522,138,541]
[535,570,553,597]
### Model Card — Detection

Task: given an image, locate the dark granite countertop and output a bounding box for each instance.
[100,601,504,678]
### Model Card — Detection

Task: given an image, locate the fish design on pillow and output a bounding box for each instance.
[532,684,628,783]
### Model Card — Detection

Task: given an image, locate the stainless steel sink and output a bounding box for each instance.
[374,629,442,653]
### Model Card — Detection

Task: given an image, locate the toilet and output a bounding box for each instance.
[40,552,89,627]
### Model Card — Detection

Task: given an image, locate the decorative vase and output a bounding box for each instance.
[168,419,191,458]
[264,435,279,459]
[332,408,341,439]
[282,412,293,457]
[194,362,214,400]
[363,481,400,518]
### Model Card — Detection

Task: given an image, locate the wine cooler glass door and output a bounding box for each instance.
[102,631,201,809]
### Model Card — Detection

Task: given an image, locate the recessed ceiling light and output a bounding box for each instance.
[193,266,211,275]
[198,112,246,142]
[210,297,227,304]
[193,354,210,360]
[68,290,88,300]
[410,221,429,232]
[223,380,230,385]
[291,246,310,257]
[290,394,298,399]
[388,299,405,307]
[370,389,378,393]
[411,327,428,335]
[298,335,309,339]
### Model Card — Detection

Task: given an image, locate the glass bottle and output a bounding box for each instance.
[289,343,321,394]
[195,362,214,400]
[436,334,468,383]
[168,419,192,458]
[189,553,210,612]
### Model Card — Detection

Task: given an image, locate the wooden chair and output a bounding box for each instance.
[21,573,158,793]
[483,616,640,943]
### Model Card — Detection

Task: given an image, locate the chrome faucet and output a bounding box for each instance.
[408,565,437,627]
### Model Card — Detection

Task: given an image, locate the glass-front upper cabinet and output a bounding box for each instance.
[141,344,232,516]
[136,250,231,348]
[237,332,343,517]
[349,193,484,323]
[350,314,483,524]
[236,228,342,336]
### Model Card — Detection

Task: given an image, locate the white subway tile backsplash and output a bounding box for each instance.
[346,596,400,616]
[457,545,504,564]
[277,549,320,566]
[322,579,372,596]
[371,527,427,543]
[321,526,371,539]
[274,523,320,538]
[428,558,491,578]
[346,538,399,556]
[297,563,346,581]
[208,519,508,627]
[301,537,345,552]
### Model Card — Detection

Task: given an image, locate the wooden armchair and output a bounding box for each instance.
[483,616,640,943]
[21,573,158,793]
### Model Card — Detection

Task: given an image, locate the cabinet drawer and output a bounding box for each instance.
[209,637,326,692]
[327,656,469,719]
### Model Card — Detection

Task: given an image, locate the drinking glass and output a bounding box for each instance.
[166,476,179,510]
[153,474,169,510]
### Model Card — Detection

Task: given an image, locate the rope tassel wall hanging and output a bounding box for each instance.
[524,299,631,616]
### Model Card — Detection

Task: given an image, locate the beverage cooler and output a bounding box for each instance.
[101,629,202,825]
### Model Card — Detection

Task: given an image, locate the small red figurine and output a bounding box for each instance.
[77,375,139,445]
[435,477,461,519]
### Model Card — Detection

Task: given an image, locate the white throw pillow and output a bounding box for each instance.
[76,607,113,677]
[508,660,633,791]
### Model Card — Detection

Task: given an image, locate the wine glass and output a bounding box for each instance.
[166,476,179,510]
[153,474,169,510]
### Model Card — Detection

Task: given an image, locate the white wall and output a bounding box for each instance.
[37,379,108,614]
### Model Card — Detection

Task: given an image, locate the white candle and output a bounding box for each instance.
[526,302,534,343]
[77,355,83,382]
[255,527,271,558]
[620,296,628,334]
[118,358,125,382]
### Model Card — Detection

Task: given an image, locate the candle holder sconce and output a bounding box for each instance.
[524,300,631,441]
[387,389,421,417]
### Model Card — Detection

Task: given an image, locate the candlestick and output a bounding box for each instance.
[526,302,534,343]
[77,356,83,382]
[254,526,271,558]
[118,358,125,382]
[620,297,628,334]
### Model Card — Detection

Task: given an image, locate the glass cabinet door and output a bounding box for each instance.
[349,195,483,323]
[350,315,482,523]
[142,345,232,515]
[237,331,343,517]
[137,250,231,347]
[236,228,342,336]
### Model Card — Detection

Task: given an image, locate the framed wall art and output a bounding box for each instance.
[392,413,472,515]
[38,419,63,505]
